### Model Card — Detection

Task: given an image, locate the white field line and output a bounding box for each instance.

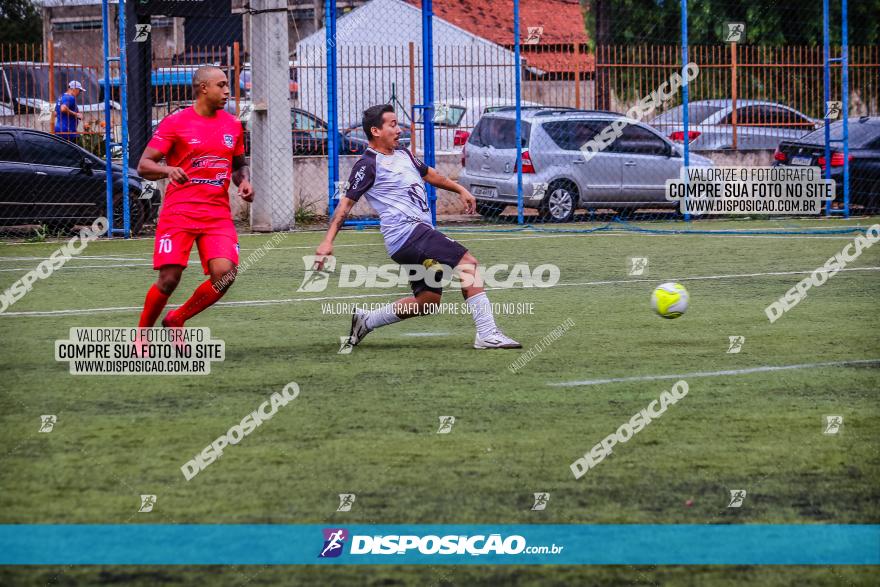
[1,229,870,275]
[0,255,148,261]
[1,226,867,251]
[549,359,880,387]
[2,266,878,318]
[0,263,154,272]
[0,234,586,273]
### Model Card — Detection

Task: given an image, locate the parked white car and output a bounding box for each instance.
[418,97,541,153]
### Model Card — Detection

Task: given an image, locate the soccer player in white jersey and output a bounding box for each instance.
[313,104,521,350]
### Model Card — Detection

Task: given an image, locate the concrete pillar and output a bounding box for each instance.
[248,0,295,231]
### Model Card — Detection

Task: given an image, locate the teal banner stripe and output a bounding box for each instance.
[1,525,878,565]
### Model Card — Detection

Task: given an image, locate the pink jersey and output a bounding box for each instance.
[147,106,245,219]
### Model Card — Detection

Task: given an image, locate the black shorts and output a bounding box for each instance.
[390,224,468,296]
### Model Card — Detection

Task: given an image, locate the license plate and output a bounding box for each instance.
[472,185,498,198]
[790,155,812,166]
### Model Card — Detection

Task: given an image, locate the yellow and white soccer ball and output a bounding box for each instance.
[651,282,689,319]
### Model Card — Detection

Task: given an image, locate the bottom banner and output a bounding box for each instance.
[1,525,878,565]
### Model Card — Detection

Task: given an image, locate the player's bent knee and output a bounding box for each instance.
[211,266,237,290]
[156,266,183,294]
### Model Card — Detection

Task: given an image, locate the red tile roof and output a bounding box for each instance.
[406,0,593,73]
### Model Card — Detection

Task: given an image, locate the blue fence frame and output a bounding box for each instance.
[100,0,132,238]
[325,0,339,218]
[422,0,437,225]
[322,0,853,227]
[823,0,850,216]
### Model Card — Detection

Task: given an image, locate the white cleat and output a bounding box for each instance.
[474,330,522,350]
[348,309,372,347]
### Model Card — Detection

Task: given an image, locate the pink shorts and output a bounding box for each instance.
[153,214,239,274]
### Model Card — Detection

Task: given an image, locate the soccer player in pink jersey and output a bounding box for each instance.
[136,66,253,329]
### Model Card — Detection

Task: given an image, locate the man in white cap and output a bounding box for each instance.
[54,81,85,143]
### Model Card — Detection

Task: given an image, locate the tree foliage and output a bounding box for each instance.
[585,0,880,45]
[0,0,43,45]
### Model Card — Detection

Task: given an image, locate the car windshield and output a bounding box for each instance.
[4,64,101,103]
[469,117,530,148]
[799,120,880,148]
[651,103,725,126]
[431,104,466,127]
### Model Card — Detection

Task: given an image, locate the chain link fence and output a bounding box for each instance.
[0,0,877,240]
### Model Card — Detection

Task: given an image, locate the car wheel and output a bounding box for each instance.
[112,192,146,237]
[476,201,504,219]
[539,180,578,222]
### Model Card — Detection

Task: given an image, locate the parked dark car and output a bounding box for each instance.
[0,126,152,234]
[774,116,880,211]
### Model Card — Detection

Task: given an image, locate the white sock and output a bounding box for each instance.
[466,292,498,337]
[364,304,402,330]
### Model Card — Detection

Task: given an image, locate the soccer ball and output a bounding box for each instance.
[651,282,689,319]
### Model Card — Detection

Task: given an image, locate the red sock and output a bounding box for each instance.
[165,279,225,326]
[138,284,170,328]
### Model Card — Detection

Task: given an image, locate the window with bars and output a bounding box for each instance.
[53,20,103,33]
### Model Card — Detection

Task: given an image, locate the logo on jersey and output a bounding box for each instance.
[351,165,366,191]
[190,172,229,187]
[223,134,234,148]
[191,156,228,170]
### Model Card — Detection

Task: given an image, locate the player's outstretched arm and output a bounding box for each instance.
[137,146,188,183]
[423,167,476,214]
[232,155,253,202]
[315,196,356,266]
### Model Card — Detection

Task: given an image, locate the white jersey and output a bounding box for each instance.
[344,147,432,255]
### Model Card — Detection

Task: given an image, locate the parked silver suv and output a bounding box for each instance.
[458,108,714,221]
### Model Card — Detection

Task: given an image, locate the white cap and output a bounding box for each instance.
[68,81,85,92]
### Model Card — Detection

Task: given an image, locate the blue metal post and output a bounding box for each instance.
[823,0,832,215]
[117,0,131,237]
[841,0,849,217]
[681,0,690,221]
[514,0,523,225]
[326,0,339,216]
[422,0,436,225]
[101,0,113,236]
